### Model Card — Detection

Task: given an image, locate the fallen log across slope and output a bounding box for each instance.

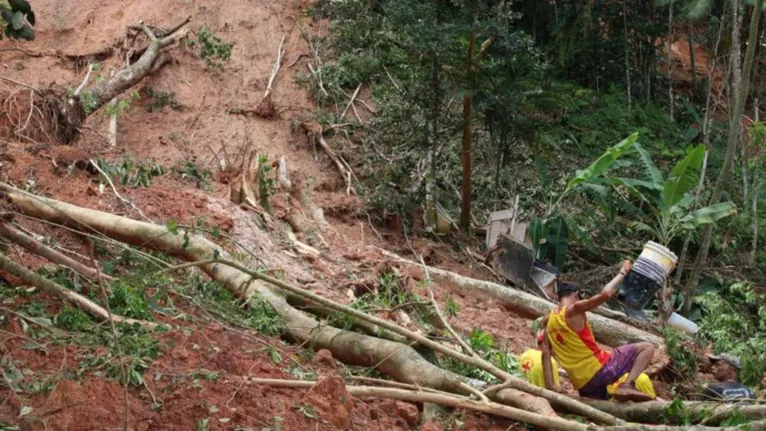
[380,250,664,348]
[581,399,766,426]
[0,183,622,427]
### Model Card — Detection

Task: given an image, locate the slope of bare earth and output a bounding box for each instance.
[0,0,553,429]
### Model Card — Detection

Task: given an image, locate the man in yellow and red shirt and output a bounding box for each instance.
[541,260,656,402]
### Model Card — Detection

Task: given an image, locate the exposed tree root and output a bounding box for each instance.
[300,121,355,195]
[1,183,609,423]
[0,16,190,145]
[0,220,113,281]
[0,87,81,145]
[0,253,155,329]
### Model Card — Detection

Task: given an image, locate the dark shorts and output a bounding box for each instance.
[578,344,640,400]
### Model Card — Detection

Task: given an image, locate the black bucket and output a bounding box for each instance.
[617,267,663,310]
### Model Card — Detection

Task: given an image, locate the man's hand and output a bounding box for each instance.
[620,259,633,276]
[602,260,632,298]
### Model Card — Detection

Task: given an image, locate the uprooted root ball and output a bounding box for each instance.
[0,87,85,145]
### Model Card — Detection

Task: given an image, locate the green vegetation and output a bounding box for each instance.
[95,157,165,188]
[145,87,181,112]
[697,282,766,386]
[187,27,234,69]
[176,160,212,190]
[0,0,35,41]
[440,328,521,382]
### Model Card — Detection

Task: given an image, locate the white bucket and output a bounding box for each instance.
[639,241,678,274]
[666,312,699,334]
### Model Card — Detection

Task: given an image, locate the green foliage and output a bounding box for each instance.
[145,87,180,112]
[257,155,276,212]
[188,27,233,69]
[620,144,737,245]
[531,132,638,268]
[96,158,165,188]
[184,273,285,336]
[0,0,35,41]
[697,282,766,386]
[54,307,94,332]
[176,160,211,190]
[108,280,153,320]
[105,91,140,116]
[440,329,521,382]
[663,327,699,375]
[79,91,99,115]
[662,399,692,425]
[444,294,460,317]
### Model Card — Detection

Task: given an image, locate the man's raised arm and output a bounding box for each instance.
[569,260,632,315]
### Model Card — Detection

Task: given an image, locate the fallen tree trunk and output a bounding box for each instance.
[0,253,155,329]
[0,220,113,281]
[238,378,766,431]
[381,250,664,347]
[0,183,605,424]
[582,399,766,426]
[250,378,588,431]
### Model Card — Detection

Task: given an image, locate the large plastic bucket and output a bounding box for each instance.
[616,241,679,310]
[638,241,678,274]
[617,270,663,309]
[666,312,699,334]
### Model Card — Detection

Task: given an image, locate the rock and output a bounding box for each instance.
[300,377,354,429]
[311,349,336,370]
[381,399,419,427]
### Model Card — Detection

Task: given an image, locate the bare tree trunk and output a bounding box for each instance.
[675,150,708,284]
[107,98,118,147]
[624,1,632,115]
[460,29,475,232]
[668,0,675,121]
[683,0,761,316]
[750,98,760,267]
[751,170,759,267]
[688,24,697,96]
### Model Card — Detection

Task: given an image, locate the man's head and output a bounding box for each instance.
[556,281,582,304]
[708,353,741,382]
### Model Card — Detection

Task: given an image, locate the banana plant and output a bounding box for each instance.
[531,132,640,269]
[613,143,737,245]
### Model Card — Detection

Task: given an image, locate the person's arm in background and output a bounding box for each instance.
[569,260,632,316]
[540,317,560,392]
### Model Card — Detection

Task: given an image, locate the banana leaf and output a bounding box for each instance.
[633,142,664,186]
[565,132,639,193]
[562,214,596,254]
[679,201,738,227]
[629,221,662,242]
[663,144,705,209]
[544,216,569,269]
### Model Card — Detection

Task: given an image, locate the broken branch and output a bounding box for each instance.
[249,378,587,431]
[0,220,113,281]
[0,253,156,329]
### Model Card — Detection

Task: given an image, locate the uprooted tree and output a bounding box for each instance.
[0,16,190,145]
[2,182,766,430]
